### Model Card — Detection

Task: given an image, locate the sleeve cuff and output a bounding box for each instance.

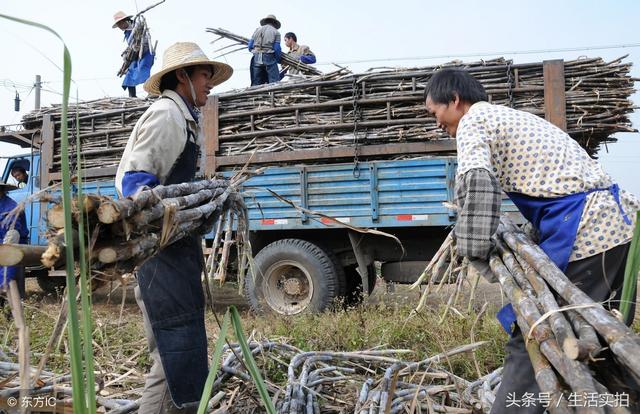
[122,171,160,197]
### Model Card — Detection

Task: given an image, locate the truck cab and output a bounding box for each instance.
[1,153,44,246]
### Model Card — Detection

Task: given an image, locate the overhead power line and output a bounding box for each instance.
[315,42,640,66]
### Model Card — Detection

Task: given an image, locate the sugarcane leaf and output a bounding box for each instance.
[75,96,97,413]
[229,306,277,414]
[0,13,89,413]
[620,211,640,321]
[197,311,230,414]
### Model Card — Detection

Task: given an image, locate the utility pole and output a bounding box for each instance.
[34,75,41,110]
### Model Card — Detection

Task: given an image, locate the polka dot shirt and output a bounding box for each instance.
[456,102,639,262]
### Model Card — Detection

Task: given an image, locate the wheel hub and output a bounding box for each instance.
[283,278,303,295]
[263,260,314,315]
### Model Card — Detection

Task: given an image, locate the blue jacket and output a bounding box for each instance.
[0,195,29,286]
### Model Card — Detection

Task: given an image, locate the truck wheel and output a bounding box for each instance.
[35,271,66,295]
[343,264,376,306]
[245,239,341,315]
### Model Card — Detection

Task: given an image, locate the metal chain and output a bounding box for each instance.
[506,61,514,108]
[352,77,361,178]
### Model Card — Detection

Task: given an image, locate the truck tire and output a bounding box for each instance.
[245,239,342,315]
[35,271,66,295]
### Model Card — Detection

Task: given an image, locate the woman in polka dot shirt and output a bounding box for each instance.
[425,68,639,414]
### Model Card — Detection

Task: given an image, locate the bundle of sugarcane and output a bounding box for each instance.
[33,176,250,282]
[206,27,323,76]
[415,217,640,413]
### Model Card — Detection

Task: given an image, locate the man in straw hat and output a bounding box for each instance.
[112,10,155,98]
[115,42,232,413]
[248,14,282,85]
[0,180,29,300]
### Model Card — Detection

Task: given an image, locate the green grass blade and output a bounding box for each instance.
[197,312,231,414]
[620,211,640,322]
[75,97,97,413]
[0,14,88,413]
[229,306,277,414]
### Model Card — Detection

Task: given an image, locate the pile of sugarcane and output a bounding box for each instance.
[214,55,636,158]
[19,56,635,177]
[0,338,501,414]
[1,177,250,282]
[207,27,323,77]
[414,218,640,413]
[212,340,500,414]
[22,97,153,174]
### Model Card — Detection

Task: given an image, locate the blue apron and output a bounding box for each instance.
[136,97,207,406]
[121,30,155,88]
[497,184,631,335]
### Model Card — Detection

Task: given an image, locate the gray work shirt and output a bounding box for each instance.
[251,25,281,53]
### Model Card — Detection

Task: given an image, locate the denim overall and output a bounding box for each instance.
[496,184,632,334]
[136,97,207,407]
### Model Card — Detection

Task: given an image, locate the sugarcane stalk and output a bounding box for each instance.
[500,230,640,383]
[41,230,68,268]
[565,309,602,360]
[97,179,229,223]
[96,234,158,264]
[214,213,235,284]
[490,253,602,414]
[497,241,580,360]
[524,333,572,414]
[0,244,48,266]
[128,187,227,229]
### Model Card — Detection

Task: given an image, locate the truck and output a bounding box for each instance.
[2,150,495,309]
[1,58,633,314]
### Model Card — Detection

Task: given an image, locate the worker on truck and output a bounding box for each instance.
[280,31,316,78]
[112,10,155,98]
[10,166,28,189]
[115,42,232,413]
[424,69,639,414]
[248,14,282,86]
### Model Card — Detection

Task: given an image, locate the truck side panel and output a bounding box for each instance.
[239,157,461,231]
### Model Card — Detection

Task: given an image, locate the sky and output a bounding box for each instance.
[1,0,639,193]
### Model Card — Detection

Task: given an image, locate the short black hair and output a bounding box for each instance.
[284,32,297,42]
[11,166,26,174]
[423,69,487,105]
[159,66,196,92]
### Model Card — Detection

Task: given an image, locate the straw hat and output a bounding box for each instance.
[0,181,18,192]
[143,42,233,95]
[112,11,132,28]
[260,14,281,29]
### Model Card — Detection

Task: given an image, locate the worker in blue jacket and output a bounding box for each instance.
[0,181,29,299]
[248,14,282,86]
[113,10,155,98]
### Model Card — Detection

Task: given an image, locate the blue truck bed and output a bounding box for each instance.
[238,156,518,231]
[4,154,516,244]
